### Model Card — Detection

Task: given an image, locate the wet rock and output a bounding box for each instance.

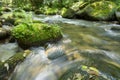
[0,22,2,27]
[59,64,108,80]
[0,50,31,80]
[0,28,9,39]
[34,9,42,14]
[111,26,120,31]
[46,46,65,60]
[23,6,31,12]
[4,17,15,25]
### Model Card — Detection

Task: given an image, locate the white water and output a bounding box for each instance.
[0,43,18,61]
[9,15,120,80]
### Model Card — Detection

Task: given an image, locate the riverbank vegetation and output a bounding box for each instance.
[1,0,120,21]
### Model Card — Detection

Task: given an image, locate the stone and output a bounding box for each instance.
[12,23,63,49]
[83,1,117,20]
[0,28,9,39]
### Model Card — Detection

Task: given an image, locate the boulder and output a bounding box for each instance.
[82,1,117,20]
[64,1,117,20]
[0,28,9,39]
[61,8,76,18]
[12,23,63,49]
[0,13,14,25]
[46,46,65,60]
[1,9,32,25]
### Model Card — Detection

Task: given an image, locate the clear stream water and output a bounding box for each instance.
[0,14,120,80]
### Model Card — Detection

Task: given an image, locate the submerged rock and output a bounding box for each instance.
[59,64,107,80]
[12,23,63,49]
[46,46,65,60]
[111,26,120,31]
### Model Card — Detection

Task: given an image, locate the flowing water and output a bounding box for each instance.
[2,14,119,80]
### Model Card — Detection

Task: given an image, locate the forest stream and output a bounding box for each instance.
[0,14,120,80]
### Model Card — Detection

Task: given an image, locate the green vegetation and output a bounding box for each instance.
[84,1,117,20]
[12,22,62,48]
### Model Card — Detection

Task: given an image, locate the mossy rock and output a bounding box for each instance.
[35,7,59,15]
[0,50,31,79]
[71,1,88,12]
[0,28,10,39]
[0,16,15,25]
[61,8,75,18]
[1,7,12,12]
[83,1,117,20]
[12,23,63,49]
[1,9,32,25]
[12,9,27,18]
[34,9,42,14]
[22,4,32,11]
[61,1,88,19]
[44,8,59,15]
[59,64,107,80]
[0,9,27,25]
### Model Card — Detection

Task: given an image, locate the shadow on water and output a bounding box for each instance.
[9,15,120,80]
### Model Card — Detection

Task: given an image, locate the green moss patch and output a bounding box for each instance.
[84,1,117,20]
[12,23,62,49]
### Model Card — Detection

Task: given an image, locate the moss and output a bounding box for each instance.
[59,64,106,80]
[84,1,117,20]
[12,23,62,49]
[35,6,59,15]
[71,1,88,12]
[117,6,120,11]
[13,9,33,25]
[61,8,75,18]
[1,9,32,25]
[44,8,59,15]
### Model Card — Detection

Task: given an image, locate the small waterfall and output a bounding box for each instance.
[9,47,49,80]
[0,43,19,61]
